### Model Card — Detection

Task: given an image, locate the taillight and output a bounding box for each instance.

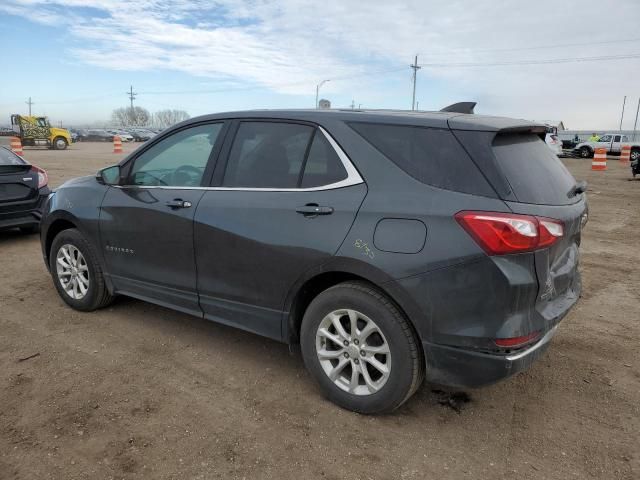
[455,211,563,255]
[494,331,541,348]
[30,165,48,189]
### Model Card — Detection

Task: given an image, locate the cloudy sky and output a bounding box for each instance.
[1,0,639,129]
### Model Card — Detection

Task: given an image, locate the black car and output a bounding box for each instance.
[0,146,50,233]
[39,110,587,413]
[82,129,114,142]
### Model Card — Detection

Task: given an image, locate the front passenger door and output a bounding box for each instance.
[100,122,226,315]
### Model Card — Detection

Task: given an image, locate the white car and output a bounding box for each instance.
[108,130,134,142]
[545,133,562,156]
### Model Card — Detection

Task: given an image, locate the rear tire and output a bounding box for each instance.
[630,149,640,162]
[300,281,423,414]
[50,228,113,311]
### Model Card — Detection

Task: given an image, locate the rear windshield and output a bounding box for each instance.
[0,147,25,166]
[349,122,494,196]
[493,133,577,205]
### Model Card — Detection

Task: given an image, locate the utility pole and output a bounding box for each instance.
[619,95,626,131]
[410,55,421,111]
[25,97,34,116]
[315,80,330,108]
[127,85,137,111]
[633,97,640,141]
[350,99,355,110]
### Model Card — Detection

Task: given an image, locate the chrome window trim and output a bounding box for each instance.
[117,126,363,192]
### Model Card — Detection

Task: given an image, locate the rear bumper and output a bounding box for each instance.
[423,326,558,388]
[0,189,49,230]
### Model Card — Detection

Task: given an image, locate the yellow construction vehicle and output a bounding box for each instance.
[5,115,72,150]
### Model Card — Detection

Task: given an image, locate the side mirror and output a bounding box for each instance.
[97,165,121,185]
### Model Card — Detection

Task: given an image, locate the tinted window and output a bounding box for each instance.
[223,122,314,188]
[0,147,25,166]
[301,132,348,188]
[492,133,577,205]
[129,123,222,187]
[614,135,621,142]
[349,122,491,194]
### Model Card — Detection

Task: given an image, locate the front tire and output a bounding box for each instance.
[53,136,68,150]
[580,146,592,158]
[50,228,113,311]
[630,149,640,162]
[301,281,423,414]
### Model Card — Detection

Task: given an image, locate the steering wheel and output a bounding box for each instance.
[172,165,202,186]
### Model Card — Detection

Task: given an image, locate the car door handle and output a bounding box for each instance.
[166,199,192,209]
[296,204,334,216]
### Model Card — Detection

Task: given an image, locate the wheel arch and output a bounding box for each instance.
[45,218,77,261]
[283,258,424,346]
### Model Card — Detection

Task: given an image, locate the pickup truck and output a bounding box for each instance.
[573,133,640,161]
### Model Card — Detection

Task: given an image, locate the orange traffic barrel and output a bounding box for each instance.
[591,147,607,171]
[10,136,23,156]
[620,145,631,166]
[113,135,123,154]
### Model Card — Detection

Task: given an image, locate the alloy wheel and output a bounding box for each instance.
[315,309,391,396]
[56,244,90,300]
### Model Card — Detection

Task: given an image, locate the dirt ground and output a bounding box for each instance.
[1,142,638,480]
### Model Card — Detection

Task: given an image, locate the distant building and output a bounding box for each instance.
[318,99,331,109]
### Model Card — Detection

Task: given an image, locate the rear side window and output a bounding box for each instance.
[301,132,348,188]
[223,122,313,188]
[0,147,25,166]
[223,122,349,189]
[492,133,577,205]
[348,122,493,195]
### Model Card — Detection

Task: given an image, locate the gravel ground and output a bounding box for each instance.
[1,143,638,479]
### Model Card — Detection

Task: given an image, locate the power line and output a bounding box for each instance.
[127,85,137,110]
[25,97,34,116]
[417,36,640,57]
[419,52,640,68]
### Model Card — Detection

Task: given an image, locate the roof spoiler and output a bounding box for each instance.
[440,102,476,114]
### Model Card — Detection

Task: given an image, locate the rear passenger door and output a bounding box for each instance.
[193,120,366,340]
[611,134,622,153]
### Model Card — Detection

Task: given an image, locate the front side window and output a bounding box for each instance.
[599,135,612,142]
[129,123,222,187]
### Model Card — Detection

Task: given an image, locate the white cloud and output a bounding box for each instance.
[2,0,640,128]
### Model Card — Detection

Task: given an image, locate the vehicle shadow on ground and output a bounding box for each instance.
[0,228,38,245]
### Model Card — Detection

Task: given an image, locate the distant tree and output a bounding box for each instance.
[153,109,190,128]
[111,106,151,127]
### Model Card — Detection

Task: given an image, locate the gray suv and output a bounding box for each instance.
[40,109,586,413]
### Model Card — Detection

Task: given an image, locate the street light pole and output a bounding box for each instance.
[315,80,330,108]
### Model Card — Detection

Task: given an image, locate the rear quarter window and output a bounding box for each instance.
[0,147,25,166]
[348,122,495,196]
[492,133,577,205]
